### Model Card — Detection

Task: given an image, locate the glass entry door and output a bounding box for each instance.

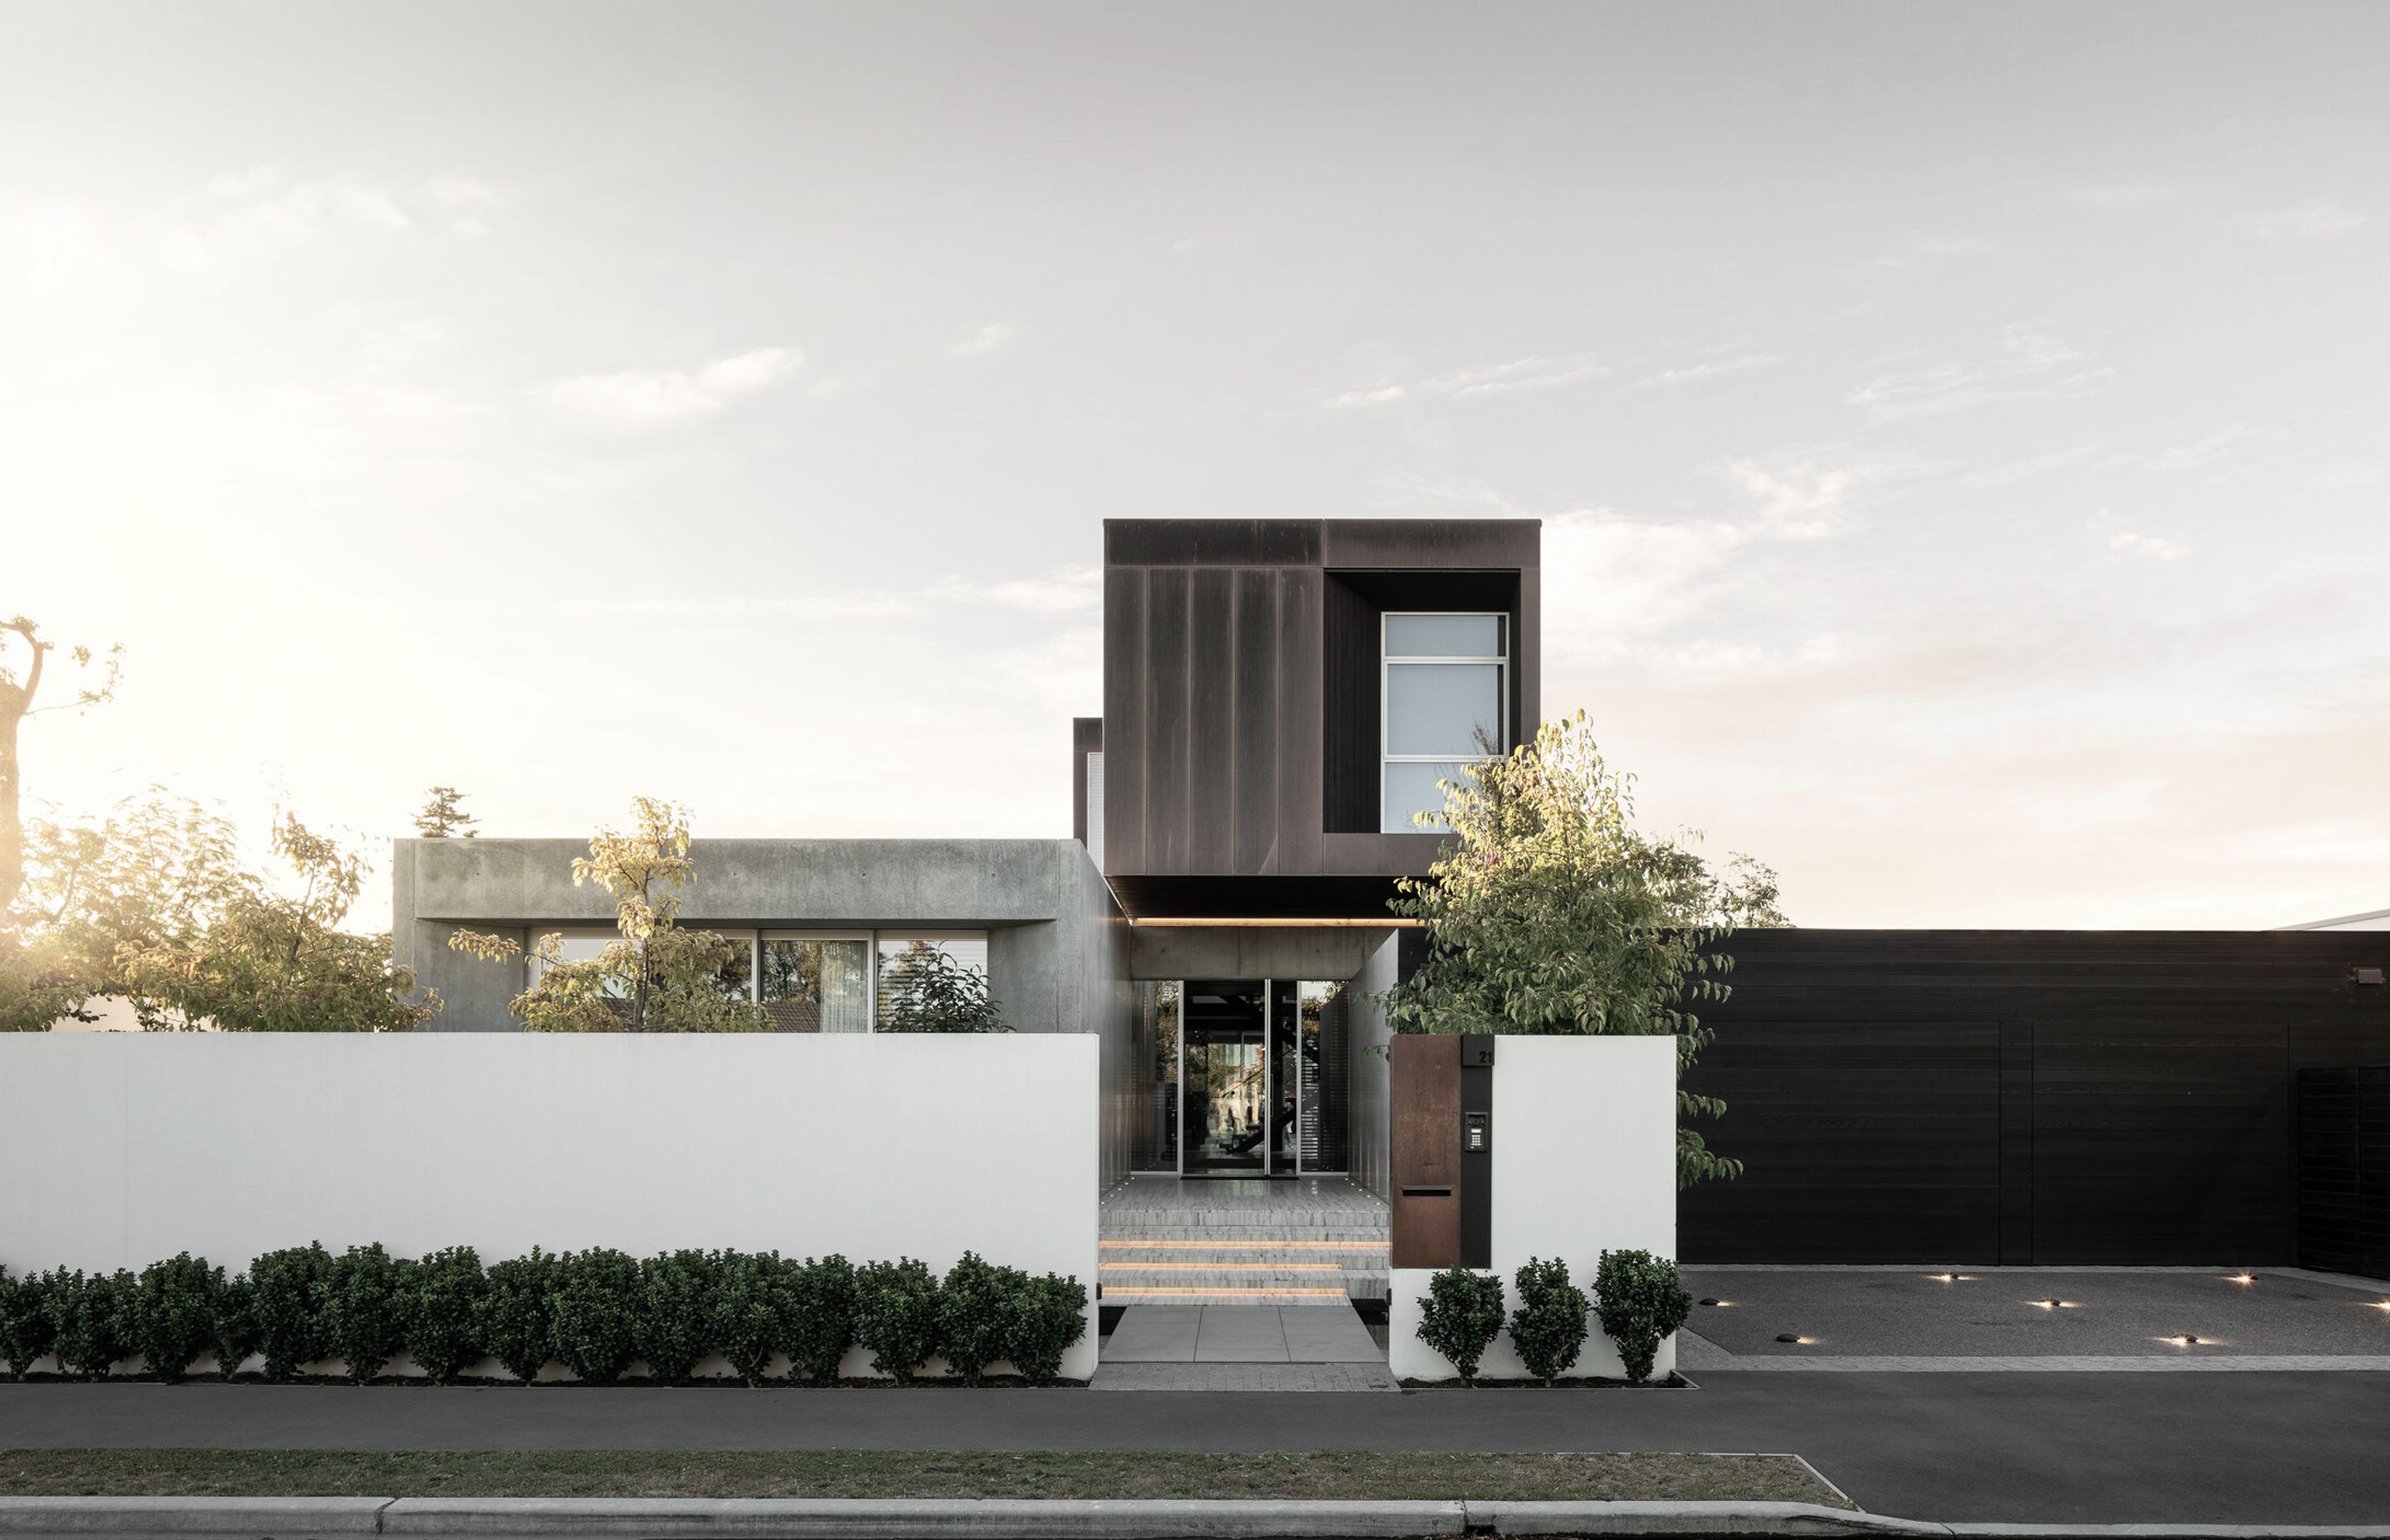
[1180,981,1269,1176]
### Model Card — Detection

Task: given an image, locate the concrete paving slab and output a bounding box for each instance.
[1280,1308,1385,1363]
[1193,1307,1289,1362]
[1096,1309,1199,1363]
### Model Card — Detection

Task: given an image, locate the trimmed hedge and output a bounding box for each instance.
[0,1246,1085,1386]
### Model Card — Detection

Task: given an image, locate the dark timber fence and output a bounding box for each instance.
[1676,930,2390,1270]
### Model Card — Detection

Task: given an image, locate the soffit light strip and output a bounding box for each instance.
[1129,917,1424,928]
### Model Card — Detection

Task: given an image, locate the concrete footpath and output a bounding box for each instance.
[7,1372,2390,1527]
[3,1495,2390,1540]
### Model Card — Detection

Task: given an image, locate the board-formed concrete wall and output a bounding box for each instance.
[0,1033,1100,1381]
[1388,1035,1678,1382]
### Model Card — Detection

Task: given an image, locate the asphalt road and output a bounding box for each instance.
[7,1372,2390,1525]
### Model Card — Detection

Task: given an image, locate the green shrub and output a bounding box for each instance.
[0,1267,61,1379]
[636,1250,719,1384]
[212,1272,261,1379]
[551,1248,641,1383]
[403,1246,488,1385]
[324,1243,410,1382]
[1002,1271,1087,1386]
[480,1248,556,1384]
[1416,1266,1505,1382]
[935,1252,1020,1384]
[131,1254,222,1383]
[50,1269,137,1378]
[1593,1248,1692,1385]
[1507,1256,1589,1384]
[852,1258,939,1383]
[250,1243,333,1381]
[711,1250,791,1386]
[783,1254,856,1385]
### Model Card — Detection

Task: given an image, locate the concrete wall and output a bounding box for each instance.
[1345,932,1400,1201]
[1389,1036,1679,1382]
[394,838,1126,1044]
[0,1033,1100,1382]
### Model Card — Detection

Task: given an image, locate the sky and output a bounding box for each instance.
[2,1,2386,931]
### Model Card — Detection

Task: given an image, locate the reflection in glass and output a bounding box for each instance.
[874,933,990,1027]
[1182,981,1267,1175]
[761,938,871,1032]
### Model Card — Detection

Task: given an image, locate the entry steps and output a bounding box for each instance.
[1097,1174,1390,1305]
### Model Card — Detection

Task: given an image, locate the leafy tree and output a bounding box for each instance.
[115,811,435,1032]
[413,787,478,839]
[0,617,120,1026]
[450,798,766,1033]
[1385,710,1763,1187]
[876,943,1011,1033]
[5,794,248,1030]
[0,616,120,922]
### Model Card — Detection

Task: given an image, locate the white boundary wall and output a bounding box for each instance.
[1389,1036,1679,1382]
[0,1034,1100,1381]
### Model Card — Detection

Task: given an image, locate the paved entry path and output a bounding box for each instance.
[1091,1305,1397,1391]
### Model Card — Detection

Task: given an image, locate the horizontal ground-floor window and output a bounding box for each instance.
[529,927,991,1031]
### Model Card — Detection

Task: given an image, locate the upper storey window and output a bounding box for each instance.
[1381,613,1507,832]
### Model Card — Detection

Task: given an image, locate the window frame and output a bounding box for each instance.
[760,929,876,1032]
[1379,610,1509,834]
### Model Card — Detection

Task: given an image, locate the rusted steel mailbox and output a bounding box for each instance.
[1389,1033,1495,1268]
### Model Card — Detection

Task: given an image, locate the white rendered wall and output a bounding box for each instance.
[1389,1035,1679,1382]
[0,1034,1100,1381]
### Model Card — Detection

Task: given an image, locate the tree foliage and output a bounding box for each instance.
[115,811,434,1032]
[3,792,431,1032]
[451,798,764,1033]
[1384,711,1775,1187]
[412,787,478,839]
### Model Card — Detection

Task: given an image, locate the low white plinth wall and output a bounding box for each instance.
[0,1033,1099,1381]
[1389,1035,1679,1382]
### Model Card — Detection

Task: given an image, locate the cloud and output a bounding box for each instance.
[157,168,504,266]
[2143,423,2251,472]
[2309,461,2385,490]
[926,567,1100,615]
[2105,528,2190,562]
[1846,324,2113,426]
[2251,199,2366,241]
[2069,185,2180,210]
[953,321,1023,357]
[1961,444,2099,489]
[1639,353,1780,387]
[1322,353,1607,410]
[1856,233,1992,273]
[543,347,802,426]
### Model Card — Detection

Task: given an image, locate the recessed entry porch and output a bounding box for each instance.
[1131,979,1357,1178]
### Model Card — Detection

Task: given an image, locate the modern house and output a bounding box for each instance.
[393,518,1539,1199]
[393,514,2390,1284]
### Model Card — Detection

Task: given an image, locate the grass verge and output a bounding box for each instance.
[0,1450,1849,1506]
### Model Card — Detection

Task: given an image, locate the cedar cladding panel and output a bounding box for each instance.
[1679,929,2390,1266]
